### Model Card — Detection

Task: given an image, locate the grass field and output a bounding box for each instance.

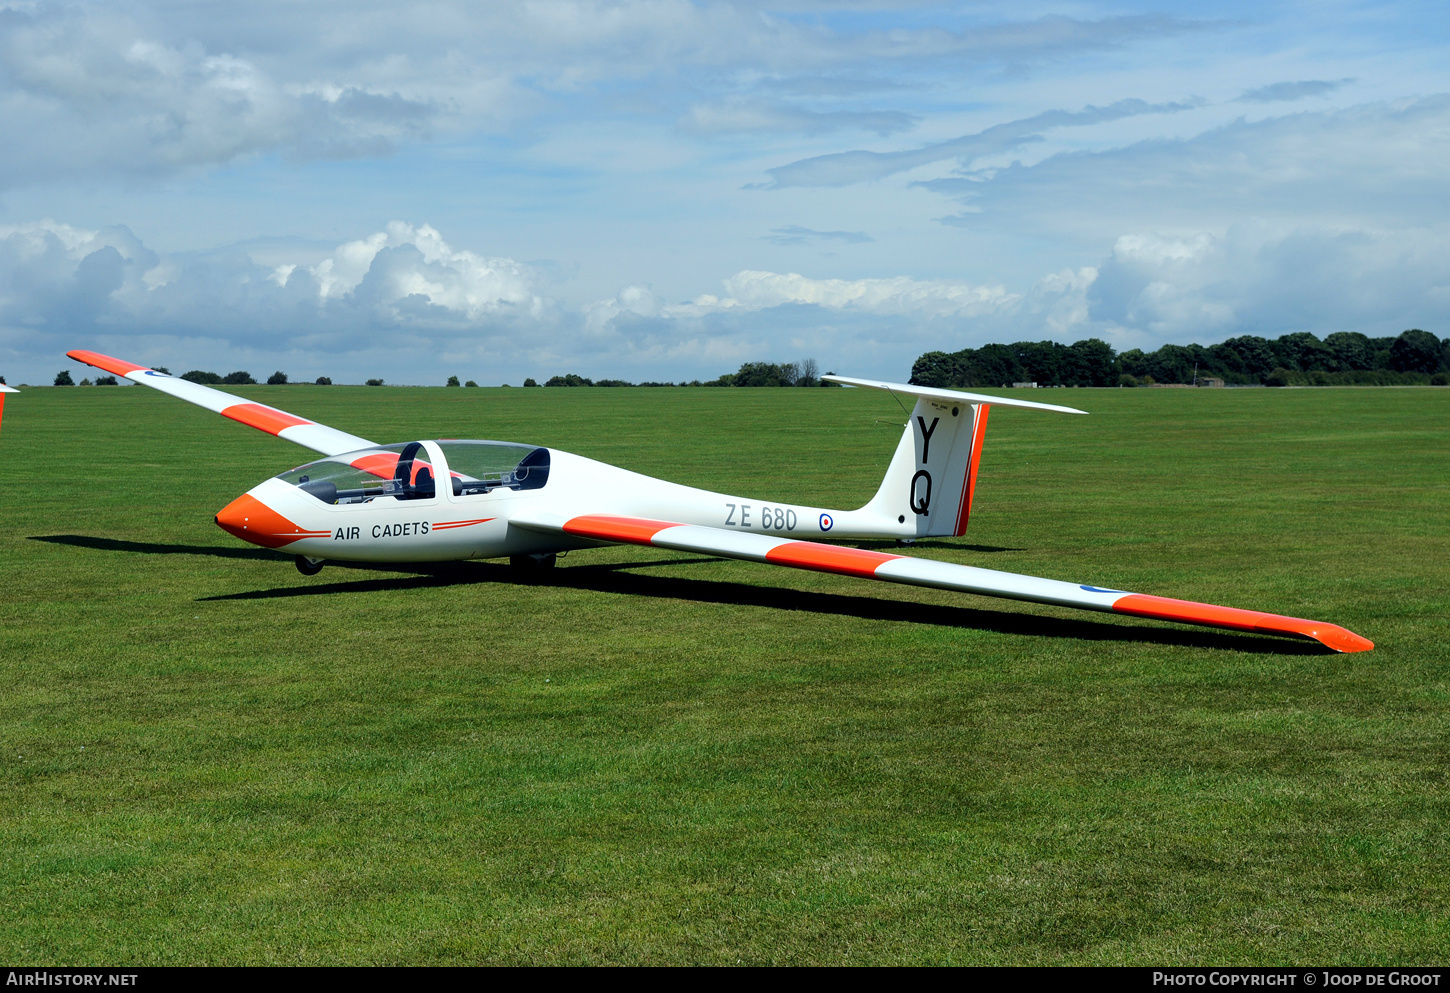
[1,382,1448,965]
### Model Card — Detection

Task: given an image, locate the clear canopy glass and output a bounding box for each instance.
[276,442,439,504]
[437,441,550,495]
[276,440,550,504]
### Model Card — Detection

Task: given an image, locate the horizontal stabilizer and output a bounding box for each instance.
[822,375,1087,415]
[511,512,1372,653]
[67,350,376,456]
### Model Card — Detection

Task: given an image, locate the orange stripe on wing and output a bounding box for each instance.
[66,349,150,377]
[563,515,677,544]
[764,541,902,579]
[221,403,313,436]
[1113,593,1374,653]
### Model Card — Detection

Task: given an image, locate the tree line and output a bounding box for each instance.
[911,330,1450,389]
[522,359,835,388]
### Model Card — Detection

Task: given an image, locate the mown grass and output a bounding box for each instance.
[0,383,1447,964]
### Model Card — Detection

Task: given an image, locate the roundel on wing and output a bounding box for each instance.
[819,513,834,532]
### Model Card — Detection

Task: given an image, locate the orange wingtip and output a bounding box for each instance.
[1113,593,1374,653]
[66,349,151,377]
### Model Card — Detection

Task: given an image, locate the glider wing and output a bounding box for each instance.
[511,512,1373,653]
[67,350,375,456]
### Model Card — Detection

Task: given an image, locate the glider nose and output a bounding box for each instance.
[215,492,313,549]
[215,493,264,545]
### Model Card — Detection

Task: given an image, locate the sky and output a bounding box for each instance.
[1,0,1447,386]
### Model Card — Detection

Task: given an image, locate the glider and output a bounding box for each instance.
[67,348,1372,653]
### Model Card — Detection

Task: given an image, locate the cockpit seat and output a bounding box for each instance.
[412,466,435,499]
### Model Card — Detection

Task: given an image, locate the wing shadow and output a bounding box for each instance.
[31,534,294,562]
[202,557,1332,656]
[854,539,1025,553]
[31,533,1331,655]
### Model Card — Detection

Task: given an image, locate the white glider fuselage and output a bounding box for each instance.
[223,443,912,565]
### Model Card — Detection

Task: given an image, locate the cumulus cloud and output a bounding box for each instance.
[1085,225,1450,341]
[0,5,441,184]
[0,220,556,381]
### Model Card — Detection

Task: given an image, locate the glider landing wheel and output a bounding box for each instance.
[510,553,557,581]
[295,555,325,577]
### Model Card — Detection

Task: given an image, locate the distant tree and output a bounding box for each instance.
[267,371,288,385]
[465,380,478,387]
[1323,332,1373,371]
[798,357,819,386]
[95,376,118,386]
[821,371,840,386]
[1367,336,1398,370]
[1209,336,1278,381]
[153,367,170,375]
[733,362,792,387]
[1390,329,1442,374]
[523,377,538,387]
[54,370,74,386]
[315,376,332,385]
[223,371,256,385]
[79,377,92,386]
[545,374,593,387]
[595,379,634,387]
[0,375,6,384]
[446,375,461,387]
[1264,367,1292,387]
[1063,338,1118,386]
[910,351,960,388]
[1272,332,1333,372]
[965,344,1023,388]
[182,370,223,384]
[1013,340,1065,385]
[366,378,384,386]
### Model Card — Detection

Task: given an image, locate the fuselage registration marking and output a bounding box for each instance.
[725,503,804,531]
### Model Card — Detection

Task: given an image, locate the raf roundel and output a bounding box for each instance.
[819,513,834,532]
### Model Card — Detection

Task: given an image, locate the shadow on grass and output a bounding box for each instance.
[203,555,1331,656]
[855,539,1025,553]
[30,533,293,562]
[31,533,1332,655]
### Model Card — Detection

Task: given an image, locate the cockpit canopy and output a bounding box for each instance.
[276,440,550,504]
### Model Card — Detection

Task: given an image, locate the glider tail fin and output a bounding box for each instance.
[0,383,18,437]
[822,376,1086,539]
[862,395,991,537]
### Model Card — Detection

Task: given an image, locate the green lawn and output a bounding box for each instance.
[1,383,1447,964]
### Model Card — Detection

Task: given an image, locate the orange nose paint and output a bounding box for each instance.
[215,493,325,548]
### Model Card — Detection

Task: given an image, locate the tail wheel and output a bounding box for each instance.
[295,555,325,576]
[510,553,557,580]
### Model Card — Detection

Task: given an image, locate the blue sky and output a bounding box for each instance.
[2,0,1447,385]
